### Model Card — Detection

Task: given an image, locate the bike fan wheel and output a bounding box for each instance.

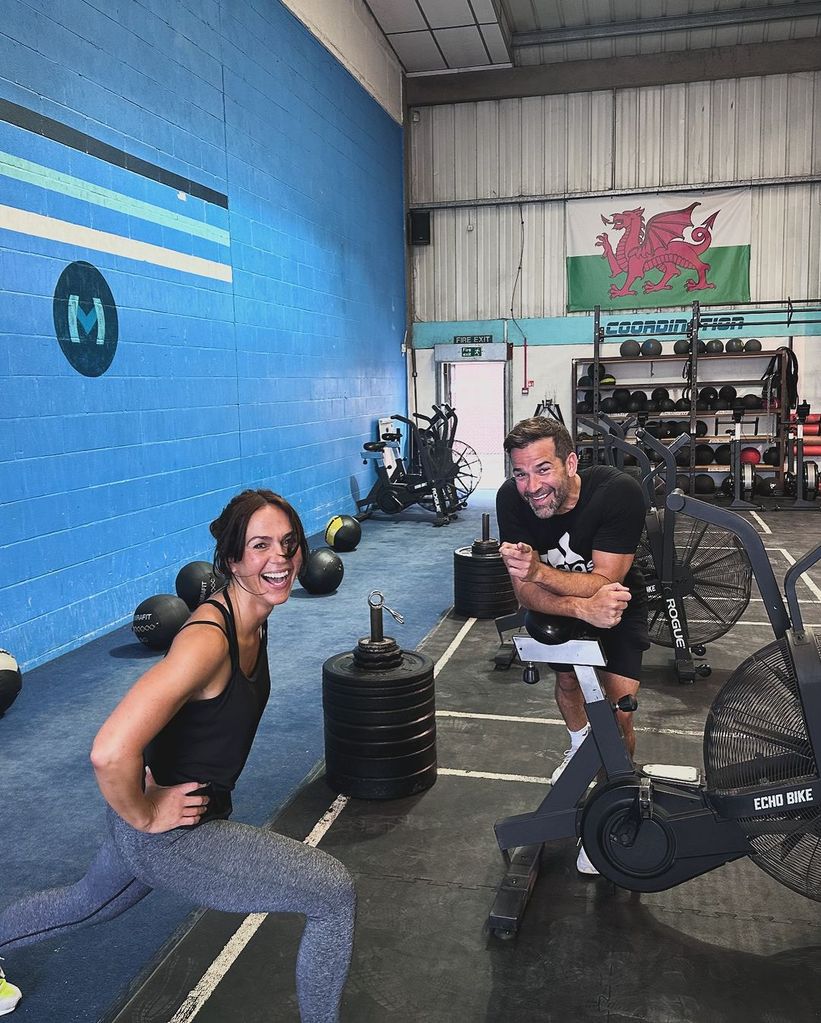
[419,441,482,511]
[635,514,752,647]
[704,636,821,900]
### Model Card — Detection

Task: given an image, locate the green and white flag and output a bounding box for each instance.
[566,188,751,312]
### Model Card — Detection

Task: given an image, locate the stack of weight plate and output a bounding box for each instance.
[453,513,518,619]
[323,605,437,800]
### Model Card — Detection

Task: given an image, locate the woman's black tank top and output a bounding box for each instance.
[143,590,270,820]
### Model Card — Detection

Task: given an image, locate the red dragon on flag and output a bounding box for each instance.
[595,201,719,298]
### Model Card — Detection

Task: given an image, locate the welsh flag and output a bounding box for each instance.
[566,188,751,312]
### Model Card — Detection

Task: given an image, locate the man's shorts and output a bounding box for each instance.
[549,616,650,682]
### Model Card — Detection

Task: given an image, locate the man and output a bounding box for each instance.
[496,416,649,875]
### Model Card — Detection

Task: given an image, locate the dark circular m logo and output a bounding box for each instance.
[53,261,118,377]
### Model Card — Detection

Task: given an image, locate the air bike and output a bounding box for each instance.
[576,416,752,683]
[488,491,821,938]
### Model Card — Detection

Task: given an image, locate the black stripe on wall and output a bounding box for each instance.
[0,98,229,209]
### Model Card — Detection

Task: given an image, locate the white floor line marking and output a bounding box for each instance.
[167,794,350,1023]
[433,617,477,677]
[779,548,821,602]
[750,511,771,534]
[439,767,551,784]
[435,709,702,738]
[168,616,482,1022]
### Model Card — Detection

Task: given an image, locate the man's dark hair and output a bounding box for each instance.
[503,417,574,460]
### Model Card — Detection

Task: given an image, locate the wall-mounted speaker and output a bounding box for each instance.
[408,209,431,245]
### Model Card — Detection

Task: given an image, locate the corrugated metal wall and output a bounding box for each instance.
[408,71,821,321]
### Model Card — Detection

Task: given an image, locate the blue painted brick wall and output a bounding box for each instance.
[0,0,407,670]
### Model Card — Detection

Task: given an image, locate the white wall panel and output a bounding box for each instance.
[408,71,821,322]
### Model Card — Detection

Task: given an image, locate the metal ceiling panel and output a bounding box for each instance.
[418,0,476,30]
[481,21,513,62]
[435,25,492,66]
[389,30,447,71]
[365,0,427,32]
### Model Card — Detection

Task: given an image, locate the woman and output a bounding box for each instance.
[0,489,356,1022]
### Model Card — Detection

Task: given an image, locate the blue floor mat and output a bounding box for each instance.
[0,494,497,1023]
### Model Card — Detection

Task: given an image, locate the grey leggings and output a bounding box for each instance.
[0,810,356,1023]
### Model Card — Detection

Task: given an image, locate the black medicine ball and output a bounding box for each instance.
[705,339,724,354]
[718,385,737,402]
[659,398,676,412]
[646,400,659,414]
[613,387,631,408]
[325,514,361,552]
[725,338,744,353]
[665,421,682,438]
[745,338,762,352]
[675,473,691,494]
[695,443,715,465]
[699,386,718,403]
[673,338,690,355]
[762,446,780,466]
[742,393,762,409]
[641,337,663,357]
[175,561,224,611]
[299,548,344,595]
[630,390,648,406]
[695,420,709,437]
[587,364,607,380]
[651,387,669,402]
[696,340,707,354]
[576,401,592,414]
[0,649,22,718]
[132,595,190,651]
[577,375,592,389]
[619,339,641,357]
[693,473,716,495]
[600,397,618,414]
[675,446,691,467]
[714,444,732,465]
[675,398,690,411]
[756,475,776,496]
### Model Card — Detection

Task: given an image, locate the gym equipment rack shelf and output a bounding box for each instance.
[570,299,814,497]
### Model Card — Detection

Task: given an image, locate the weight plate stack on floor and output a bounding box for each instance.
[323,592,437,799]
[453,513,517,618]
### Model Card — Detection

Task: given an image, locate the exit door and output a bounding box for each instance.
[441,360,507,492]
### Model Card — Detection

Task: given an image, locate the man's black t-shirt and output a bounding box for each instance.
[496,464,648,628]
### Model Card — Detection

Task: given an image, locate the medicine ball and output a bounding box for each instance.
[659,398,676,412]
[0,649,22,718]
[641,337,663,357]
[600,397,618,414]
[696,340,707,355]
[695,420,709,437]
[742,393,762,409]
[720,474,734,496]
[740,447,761,465]
[745,337,762,352]
[675,446,691,467]
[705,339,724,354]
[577,375,592,389]
[762,446,780,466]
[694,473,716,495]
[626,399,643,413]
[673,338,690,355]
[695,443,715,465]
[583,390,594,404]
[651,387,669,403]
[324,514,361,552]
[715,399,733,411]
[696,399,710,411]
[699,386,718,404]
[675,398,690,411]
[630,390,648,406]
[600,373,617,386]
[587,364,607,380]
[646,400,659,413]
[612,387,630,407]
[576,402,592,414]
[132,595,190,651]
[756,475,776,496]
[714,444,732,465]
[725,338,744,353]
[175,561,223,611]
[718,385,737,403]
[620,339,641,357]
[299,547,344,595]
[676,473,691,494]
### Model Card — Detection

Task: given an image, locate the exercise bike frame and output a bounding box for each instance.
[488,492,821,935]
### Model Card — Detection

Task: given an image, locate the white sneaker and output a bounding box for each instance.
[0,962,21,1016]
[576,843,599,876]
[550,724,590,784]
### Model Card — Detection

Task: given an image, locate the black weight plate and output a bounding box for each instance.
[323,685,435,712]
[325,763,437,800]
[326,742,437,779]
[324,695,436,726]
[325,712,436,743]
[325,725,436,757]
[323,650,433,686]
